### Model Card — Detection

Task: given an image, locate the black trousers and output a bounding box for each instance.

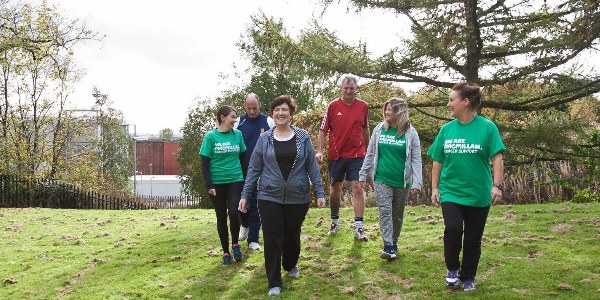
[209,181,243,253]
[441,201,490,281]
[258,200,310,288]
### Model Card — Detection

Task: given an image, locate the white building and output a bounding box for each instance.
[130,175,182,198]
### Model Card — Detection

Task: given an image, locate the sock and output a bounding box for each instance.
[224,252,230,256]
[331,216,339,224]
[355,217,364,229]
[232,243,238,248]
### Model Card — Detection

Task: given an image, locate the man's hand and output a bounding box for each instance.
[208,189,216,196]
[315,151,323,162]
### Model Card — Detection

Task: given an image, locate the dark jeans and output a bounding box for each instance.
[258,200,309,288]
[441,201,490,281]
[209,182,243,253]
[240,192,261,243]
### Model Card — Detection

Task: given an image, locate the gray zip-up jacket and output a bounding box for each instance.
[241,126,325,204]
[359,122,423,190]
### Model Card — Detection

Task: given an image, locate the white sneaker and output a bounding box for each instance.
[249,242,261,251]
[354,228,368,241]
[238,227,249,241]
[287,266,300,278]
[328,223,339,235]
[268,287,281,296]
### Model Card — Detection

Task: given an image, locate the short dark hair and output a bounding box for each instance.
[270,95,296,116]
[452,82,481,110]
[216,105,236,124]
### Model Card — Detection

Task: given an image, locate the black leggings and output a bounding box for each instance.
[441,201,490,281]
[209,182,243,253]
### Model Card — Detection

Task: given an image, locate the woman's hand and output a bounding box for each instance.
[238,198,247,213]
[316,198,325,208]
[491,187,503,205]
[431,187,440,207]
[208,189,216,196]
[410,188,419,196]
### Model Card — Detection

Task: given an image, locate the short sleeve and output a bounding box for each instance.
[362,103,368,128]
[427,128,446,163]
[487,123,506,158]
[320,104,332,132]
[199,133,213,157]
[238,130,247,153]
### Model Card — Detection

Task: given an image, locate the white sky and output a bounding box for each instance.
[38,0,406,135]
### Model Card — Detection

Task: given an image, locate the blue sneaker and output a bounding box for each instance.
[232,244,243,261]
[446,270,459,286]
[380,245,396,260]
[223,253,231,265]
[463,279,476,291]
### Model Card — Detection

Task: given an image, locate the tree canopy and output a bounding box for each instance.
[250,0,600,166]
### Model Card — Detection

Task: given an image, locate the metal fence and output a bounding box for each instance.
[0,174,203,209]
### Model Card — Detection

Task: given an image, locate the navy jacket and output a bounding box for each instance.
[235,113,274,161]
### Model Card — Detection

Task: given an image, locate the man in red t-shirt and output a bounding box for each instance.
[316,74,370,241]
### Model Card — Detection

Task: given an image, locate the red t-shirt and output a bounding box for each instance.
[320,97,369,160]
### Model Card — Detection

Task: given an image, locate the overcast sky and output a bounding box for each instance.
[37,0,405,135]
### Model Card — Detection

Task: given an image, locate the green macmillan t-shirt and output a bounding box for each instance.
[374,127,406,188]
[199,129,247,185]
[427,116,506,207]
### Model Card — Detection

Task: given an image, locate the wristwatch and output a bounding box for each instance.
[493,183,505,190]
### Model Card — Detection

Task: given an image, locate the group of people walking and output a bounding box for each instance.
[199,75,505,296]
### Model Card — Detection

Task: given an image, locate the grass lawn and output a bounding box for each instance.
[1,202,599,299]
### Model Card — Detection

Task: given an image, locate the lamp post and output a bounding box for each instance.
[149,163,153,198]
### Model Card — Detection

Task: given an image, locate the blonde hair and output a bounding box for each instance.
[383,97,410,137]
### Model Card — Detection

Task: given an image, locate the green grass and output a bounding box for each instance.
[1,203,599,299]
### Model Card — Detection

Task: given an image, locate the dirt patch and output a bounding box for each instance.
[54,261,97,298]
[550,224,575,234]
[415,215,443,224]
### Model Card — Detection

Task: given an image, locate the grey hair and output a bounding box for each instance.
[339,74,358,87]
[245,93,260,102]
[383,97,410,137]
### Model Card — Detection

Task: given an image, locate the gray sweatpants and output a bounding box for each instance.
[374,182,408,246]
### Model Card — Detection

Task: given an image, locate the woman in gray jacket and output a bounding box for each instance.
[359,97,423,260]
[239,95,325,297]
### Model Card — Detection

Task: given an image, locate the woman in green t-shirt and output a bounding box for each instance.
[199,105,247,265]
[427,82,506,291]
[359,97,423,260]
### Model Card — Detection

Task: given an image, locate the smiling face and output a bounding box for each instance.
[447,90,470,119]
[341,80,357,103]
[272,102,292,127]
[384,102,396,123]
[220,111,237,130]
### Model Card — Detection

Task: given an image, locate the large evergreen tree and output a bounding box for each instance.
[258,0,600,165]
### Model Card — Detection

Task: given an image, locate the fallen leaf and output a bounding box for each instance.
[184,295,192,299]
[580,278,592,285]
[3,278,17,285]
[171,256,182,261]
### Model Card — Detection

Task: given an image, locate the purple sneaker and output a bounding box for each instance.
[446,270,459,286]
